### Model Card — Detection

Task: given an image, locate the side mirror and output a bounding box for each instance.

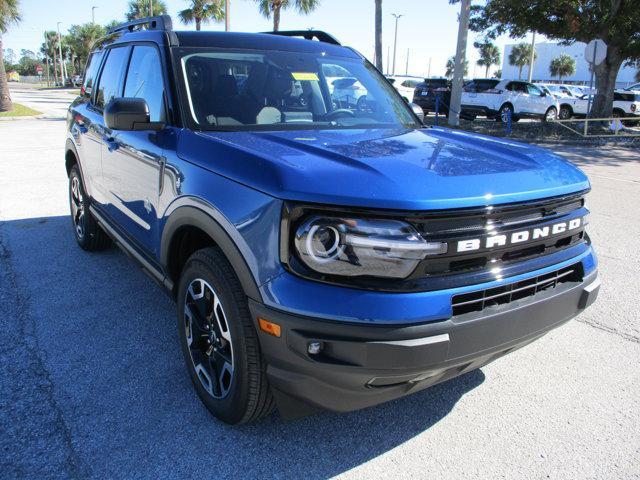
[104,97,164,131]
[541,91,547,97]
[409,102,425,124]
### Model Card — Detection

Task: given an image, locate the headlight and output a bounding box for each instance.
[294,216,447,279]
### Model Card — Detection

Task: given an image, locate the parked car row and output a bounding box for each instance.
[411,78,559,123]
[404,77,639,124]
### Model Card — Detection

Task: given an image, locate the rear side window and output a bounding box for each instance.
[614,92,635,102]
[124,45,166,122]
[82,50,104,98]
[95,46,130,110]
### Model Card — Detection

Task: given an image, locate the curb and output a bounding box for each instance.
[0,114,62,122]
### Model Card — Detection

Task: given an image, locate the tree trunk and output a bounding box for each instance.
[590,48,623,118]
[0,36,13,113]
[273,5,281,31]
[374,0,383,71]
[196,17,201,31]
[53,56,59,85]
[518,65,522,79]
[485,65,489,77]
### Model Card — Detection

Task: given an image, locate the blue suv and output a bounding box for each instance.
[66,16,600,424]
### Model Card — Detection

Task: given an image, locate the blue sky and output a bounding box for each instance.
[4,0,537,77]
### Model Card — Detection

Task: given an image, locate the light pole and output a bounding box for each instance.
[405,48,410,75]
[92,6,98,23]
[527,31,536,83]
[149,0,153,16]
[56,22,66,85]
[225,0,230,31]
[391,14,402,75]
[386,46,390,75]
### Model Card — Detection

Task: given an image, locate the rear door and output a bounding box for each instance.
[100,44,169,256]
[71,50,105,201]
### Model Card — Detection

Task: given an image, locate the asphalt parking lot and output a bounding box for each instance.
[1,87,639,479]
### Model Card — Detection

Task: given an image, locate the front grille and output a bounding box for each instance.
[451,263,583,316]
[407,193,588,278]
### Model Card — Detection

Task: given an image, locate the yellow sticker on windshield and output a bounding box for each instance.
[291,72,319,81]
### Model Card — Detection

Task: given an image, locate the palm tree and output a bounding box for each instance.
[179,0,224,31]
[67,23,106,73]
[549,54,576,83]
[445,56,468,79]
[254,0,321,32]
[125,0,168,21]
[474,41,500,78]
[508,43,536,80]
[374,0,382,71]
[0,0,21,112]
[40,30,60,84]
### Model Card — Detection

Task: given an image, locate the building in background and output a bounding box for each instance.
[501,42,637,89]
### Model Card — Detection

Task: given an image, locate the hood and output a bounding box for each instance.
[177,127,589,210]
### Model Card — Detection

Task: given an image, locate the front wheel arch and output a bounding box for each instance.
[161,205,262,302]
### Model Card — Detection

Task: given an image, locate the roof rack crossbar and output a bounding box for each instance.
[107,15,173,35]
[262,30,341,46]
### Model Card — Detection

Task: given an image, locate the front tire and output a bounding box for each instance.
[544,106,558,122]
[177,248,275,424]
[68,164,110,251]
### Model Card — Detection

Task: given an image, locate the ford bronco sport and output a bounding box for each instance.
[65,16,600,424]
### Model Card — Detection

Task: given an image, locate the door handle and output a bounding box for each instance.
[102,135,118,152]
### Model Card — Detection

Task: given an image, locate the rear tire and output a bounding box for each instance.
[68,164,110,251]
[497,104,514,124]
[177,247,275,425]
[559,105,572,120]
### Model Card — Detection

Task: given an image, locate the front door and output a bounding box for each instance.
[101,44,169,257]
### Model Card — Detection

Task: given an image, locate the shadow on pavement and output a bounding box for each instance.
[0,215,484,479]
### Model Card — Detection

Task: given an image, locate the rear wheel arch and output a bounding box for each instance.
[161,205,262,302]
[65,139,80,176]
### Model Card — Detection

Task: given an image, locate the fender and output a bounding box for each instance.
[160,199,262,302]
[65,137,93,198]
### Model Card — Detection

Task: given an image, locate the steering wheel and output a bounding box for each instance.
[323,109,356,121]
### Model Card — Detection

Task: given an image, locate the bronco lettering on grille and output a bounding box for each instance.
[456,218,583,253]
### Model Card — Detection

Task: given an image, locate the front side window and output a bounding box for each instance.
[124,45,166,122]
[527,84,543,96]
[82,50,104,98]
[176,48,418,131]
[95,46,130,109]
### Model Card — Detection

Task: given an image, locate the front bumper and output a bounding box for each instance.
[251,269,599,418]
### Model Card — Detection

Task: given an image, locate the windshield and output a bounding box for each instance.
[176,47,419,131]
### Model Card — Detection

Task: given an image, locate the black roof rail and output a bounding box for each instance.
[262,30,341,46]
[106,15,173,35]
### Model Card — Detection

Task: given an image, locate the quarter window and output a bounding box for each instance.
[95,46,130,110]
[124,45,166,122]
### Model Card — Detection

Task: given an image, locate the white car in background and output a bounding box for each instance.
[625,82,640,92]
[558,90,640,122]
[329,77,368,108]
[540,83,585,98]
[386,75,423,102]
[461,79,559,123]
